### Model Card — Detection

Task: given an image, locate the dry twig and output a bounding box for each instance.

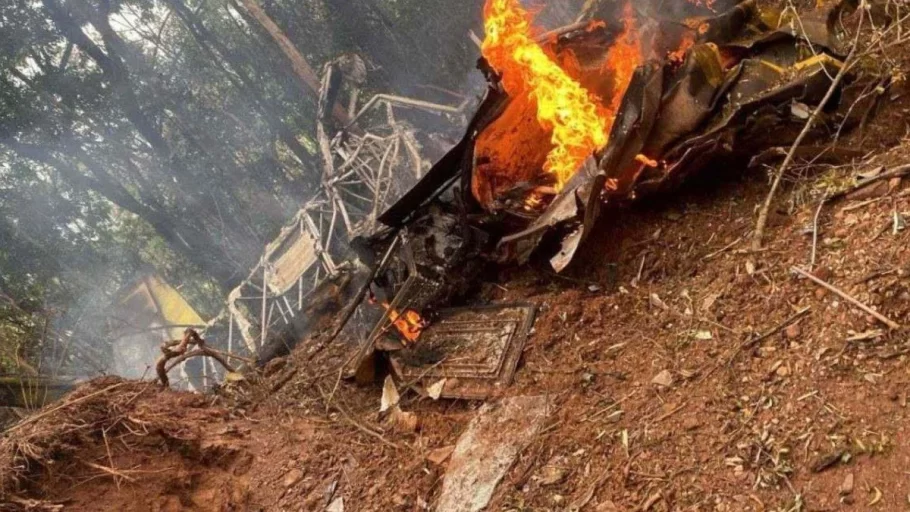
[791,266,901,330]
[752,7,865,251]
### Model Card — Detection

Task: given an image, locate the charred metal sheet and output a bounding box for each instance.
[378,88,510,228]
[389,304,536,400]
[493,0,855,272]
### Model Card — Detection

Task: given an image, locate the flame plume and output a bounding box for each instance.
[482,0,610,190]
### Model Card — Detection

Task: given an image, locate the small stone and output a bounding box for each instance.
[776,365,791,377]
[785,323,801,340]
[839,472,855,496]
[651,370,674,388]
[283,468,304,488]
[682,417,702,431]
[427,446,455,466]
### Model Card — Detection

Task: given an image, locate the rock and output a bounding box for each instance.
[326,498,344,512]
[437,395,550,512]
[784,323,801,340]
[283,468,304,488]
[776,365,791,377]
[651,370,674,388]
[427,445,455,466]
[391,410,419,433]
[839,472,854,496]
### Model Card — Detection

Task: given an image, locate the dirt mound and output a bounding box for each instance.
[0,377,251,511]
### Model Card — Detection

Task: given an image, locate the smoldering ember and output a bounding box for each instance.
[2,0,910,510]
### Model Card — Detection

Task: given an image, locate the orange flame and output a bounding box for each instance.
[604,3,641,114]
[482,0,610,190]
[382,302,426,343]
[482,0,641,193]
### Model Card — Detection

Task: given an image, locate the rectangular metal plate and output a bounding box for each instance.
[390,303,536,400]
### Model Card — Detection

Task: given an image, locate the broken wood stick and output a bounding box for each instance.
[827,163,910,202]
[791,266,901,330]
[156,329,238,387]
[744,306,813,350]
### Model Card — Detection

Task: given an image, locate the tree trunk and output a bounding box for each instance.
[238,0,352,127]
[162,0,318,194]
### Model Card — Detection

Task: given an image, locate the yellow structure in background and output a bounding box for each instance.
[108,275,206,379]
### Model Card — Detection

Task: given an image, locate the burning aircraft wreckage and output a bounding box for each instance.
[246,0,874,400]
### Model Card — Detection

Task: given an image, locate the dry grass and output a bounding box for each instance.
[0,377,189,500]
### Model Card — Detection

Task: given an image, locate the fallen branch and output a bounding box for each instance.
[828,163,910,202]
[156,329,237,387]
[316,384,399,450]
[5,381,129,434]
[81,460,138,483]
[791,266,901,330]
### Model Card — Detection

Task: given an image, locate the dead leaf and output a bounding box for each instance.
[869,487,882,506]
[225,372,246,383]
[811,450,846,473]
[651,370,674,388]
[427,379,446,400]
[649,293,669,311]
[380,376,400,413]
[283,468,304,488]
[701,292,721,312]
[326,497,344,512]
[538,465,567,486]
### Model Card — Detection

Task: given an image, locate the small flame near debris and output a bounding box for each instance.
[481,0,642,192]
[635,154,660,168]
[369,291,427,343]
[669,30,697,64]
